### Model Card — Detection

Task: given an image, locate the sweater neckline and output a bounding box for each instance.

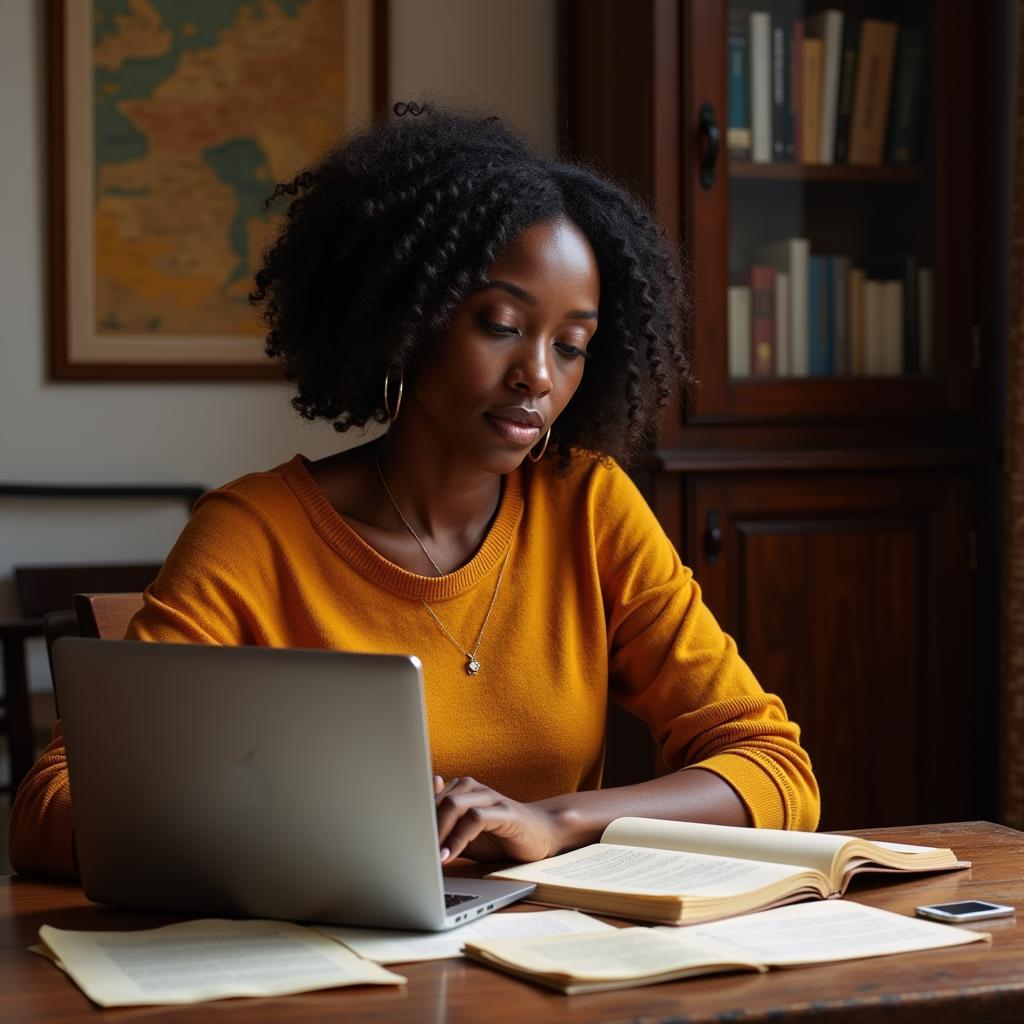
[282,453,523,601]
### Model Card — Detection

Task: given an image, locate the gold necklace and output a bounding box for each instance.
[374,445,508,676]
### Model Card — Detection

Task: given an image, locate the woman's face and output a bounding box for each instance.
[406,216,600,475]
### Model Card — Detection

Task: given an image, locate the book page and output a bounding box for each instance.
[37,919,405,1007]
[316,910,613,964]
[465,926,766,983]
[672,900,990,966]
[602,818,854,879]
[492,844,812,896]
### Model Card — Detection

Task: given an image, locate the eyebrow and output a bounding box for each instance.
[481,279,599,321]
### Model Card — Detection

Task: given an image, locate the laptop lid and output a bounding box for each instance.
[53,638,532,930]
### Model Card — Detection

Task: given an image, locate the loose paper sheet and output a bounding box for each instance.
[316,909,613,964]
[466,926,764,983]
[465,901,990,994]
[37,919,405,1007]
[663,900,991,965]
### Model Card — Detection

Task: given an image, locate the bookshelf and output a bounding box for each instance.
[730,161,925,182]
[559,0,999,831]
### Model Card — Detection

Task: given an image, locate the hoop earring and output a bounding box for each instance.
[528,428,551,463]
[383,366,404,422]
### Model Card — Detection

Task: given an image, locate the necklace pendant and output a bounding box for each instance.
[466,658,481,676]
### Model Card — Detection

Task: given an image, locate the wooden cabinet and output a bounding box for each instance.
[683,470,973,830]
[561,0,998,828]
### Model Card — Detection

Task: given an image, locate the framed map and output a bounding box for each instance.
[48,0,386,379]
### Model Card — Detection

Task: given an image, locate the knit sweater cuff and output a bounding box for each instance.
[689,750,798,831]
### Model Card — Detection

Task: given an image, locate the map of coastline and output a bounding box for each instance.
[93,0,346,336]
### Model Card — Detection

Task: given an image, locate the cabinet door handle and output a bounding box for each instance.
[704,510,723,564]
[698,103,720,190]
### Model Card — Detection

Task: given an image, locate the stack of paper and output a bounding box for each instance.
[34,918,405,1007]
[463,901,991,994]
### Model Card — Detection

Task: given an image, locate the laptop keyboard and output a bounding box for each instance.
[445,892,478,909]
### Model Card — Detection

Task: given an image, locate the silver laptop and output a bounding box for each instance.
[52,638,535,930]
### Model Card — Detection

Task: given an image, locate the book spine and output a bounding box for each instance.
[864,279,883,374]
[886,26,927,164]
[849,268,866,375]
[848,20,900,165]
[790,238,810,376]
[774,271,790,376]
[808,255,828,375]
[881,280,904,374]
[831,256,850,375]
[791,20,804,163]
[728,286,752,377]
[772,18,787,161]
[802,38,822,165]
[750,13,773,163]
[867,255,918,372]
[817,11,845,164]
[833,16,860,163]
[728,16,752,156]
[824,257,835,373]
[750,266,777,376]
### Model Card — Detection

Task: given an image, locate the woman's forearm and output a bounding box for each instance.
[535,768,751,854]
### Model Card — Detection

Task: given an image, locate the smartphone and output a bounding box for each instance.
[915,900,1016,923]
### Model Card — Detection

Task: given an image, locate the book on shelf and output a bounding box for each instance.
[881,279,905,375]
[756,237,809,377]
[750,265,777,376]
[727,9,751,157]
[749,11,773,162]
[868,254,920,373]
[848,19,900,165]
[863,278,885,374]
[849,267,866,374]
[487,817,968,927]
[774,271,790,376]
[771,14,793,161]
[833,15,860,162]
[863,278,903,376]
[736,14,926,169]
[830,255,851,374]
[886,26,927,164]
[790,19,805,162]
[805,9,844,164]
[727,285,752,378]
[801,35,823,164]
[808,254,831,375]
[463,901,989,995]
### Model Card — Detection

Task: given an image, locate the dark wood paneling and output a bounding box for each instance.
[687,472,973,831]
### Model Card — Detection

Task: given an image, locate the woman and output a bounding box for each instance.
[10,104,818,879]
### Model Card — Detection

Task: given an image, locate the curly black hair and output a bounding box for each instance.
[250,101,692,468]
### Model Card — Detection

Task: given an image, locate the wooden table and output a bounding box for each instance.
[2,821,1022,1023]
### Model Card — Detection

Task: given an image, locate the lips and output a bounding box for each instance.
[484,408,544,446]
[487,406,544,428]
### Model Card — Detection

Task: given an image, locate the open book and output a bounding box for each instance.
[487,818,968,925]
[463,901,990,994]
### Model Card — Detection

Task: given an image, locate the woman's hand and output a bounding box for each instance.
[433,775,564,865]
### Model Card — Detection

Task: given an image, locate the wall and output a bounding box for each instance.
[0,0,555,584]
[0,0,556,687]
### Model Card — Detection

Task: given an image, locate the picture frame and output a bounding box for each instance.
[47,0,388,380]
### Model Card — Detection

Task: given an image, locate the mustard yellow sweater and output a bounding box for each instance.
[9,453,819,878]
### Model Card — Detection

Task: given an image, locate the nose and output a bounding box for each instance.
[506,337,553,397]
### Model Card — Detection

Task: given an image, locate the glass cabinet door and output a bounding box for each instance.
[684,0,977,422]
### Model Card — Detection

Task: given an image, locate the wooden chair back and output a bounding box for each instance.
[73,592,146,640]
